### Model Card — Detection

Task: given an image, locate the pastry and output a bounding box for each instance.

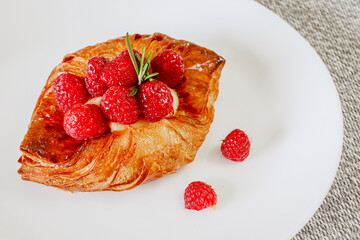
[18,33,225,192]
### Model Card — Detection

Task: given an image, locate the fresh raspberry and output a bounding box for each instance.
[184,181,217,211]
[53,73,89,112]
[63,104,108,140]
[100,49,140,88]
[221,129,250,162]
[85,56,109,97]
[138,80,174,122]
[100,86,140,124]
[151,49,184,88]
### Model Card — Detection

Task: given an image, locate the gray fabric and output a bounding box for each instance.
[253,0,360,239]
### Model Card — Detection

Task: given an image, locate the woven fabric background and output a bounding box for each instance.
[253,0,360,239]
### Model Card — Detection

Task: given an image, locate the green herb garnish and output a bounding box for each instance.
[126,33,159,90]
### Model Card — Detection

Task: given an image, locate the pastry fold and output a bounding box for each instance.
[18,33,225,192]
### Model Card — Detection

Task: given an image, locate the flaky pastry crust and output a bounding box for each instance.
[18,33,225,192]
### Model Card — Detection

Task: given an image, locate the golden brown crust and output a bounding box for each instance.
[18,33,225,192]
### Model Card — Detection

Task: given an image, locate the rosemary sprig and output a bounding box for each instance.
[126,32,139,76]
[125,33,159,90]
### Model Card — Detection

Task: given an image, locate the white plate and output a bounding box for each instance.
[0,1,343,239]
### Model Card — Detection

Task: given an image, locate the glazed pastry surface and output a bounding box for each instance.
[18,33,225,192]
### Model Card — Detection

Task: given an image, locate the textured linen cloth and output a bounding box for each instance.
[253,0,360,239]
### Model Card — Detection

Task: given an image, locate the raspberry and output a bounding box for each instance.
[63,104,108,140]
[151,49,184,88]
[138,80,174,122]
[53,73,89,112]
[85,56,109,97]
[100,86,140,124]
[100,49,140,88]
[221,129,250,162]
[184,181,217,211]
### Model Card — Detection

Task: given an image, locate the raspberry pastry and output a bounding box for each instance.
[18,33,225,192]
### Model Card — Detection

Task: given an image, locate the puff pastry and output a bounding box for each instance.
[18,33,225,192]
